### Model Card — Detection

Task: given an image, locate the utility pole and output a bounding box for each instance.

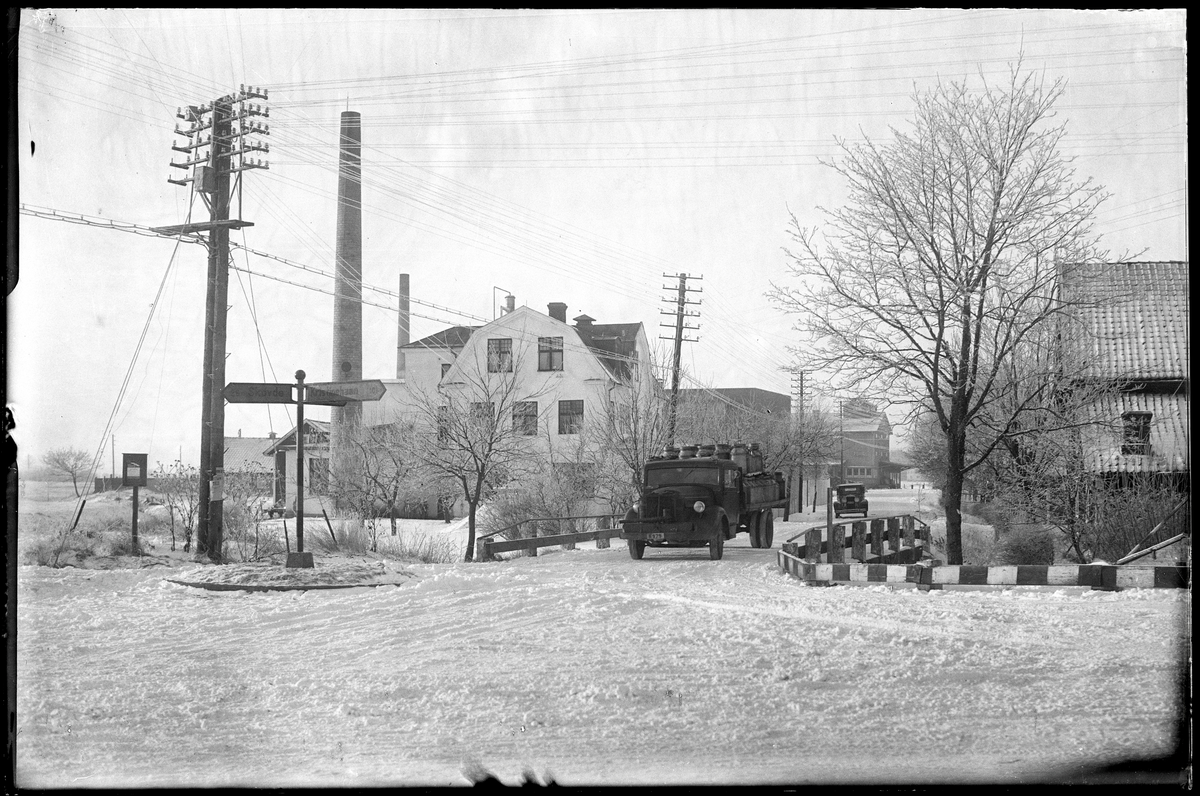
[154,86,270,562]
[659,272,702,446]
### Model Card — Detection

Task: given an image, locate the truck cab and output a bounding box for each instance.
[620,443,787,561]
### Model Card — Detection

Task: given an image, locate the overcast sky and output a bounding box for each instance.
[11,8,1187,472]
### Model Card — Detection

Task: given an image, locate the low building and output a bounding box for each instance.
[1063,261,1189,488]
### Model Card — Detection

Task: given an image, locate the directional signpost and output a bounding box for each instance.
[223,372,387,568]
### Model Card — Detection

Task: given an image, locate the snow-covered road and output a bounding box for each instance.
[15,529,1187,787]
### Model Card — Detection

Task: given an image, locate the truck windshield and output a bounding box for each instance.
[646,467,721,489]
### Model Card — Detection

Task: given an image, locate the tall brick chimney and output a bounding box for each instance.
[548,302,567,323]
[396,273,410,379]
[331,111,362,494]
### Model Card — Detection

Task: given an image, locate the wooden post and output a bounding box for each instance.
[903,515,915,550]
[528,521,537,557]
[596,515,611,549]
[131,484,140,554]
[870,518,885,558]
[827,522,845,563]
[851,521,867,562]
[887,517,900,552]
[805,527,823,563]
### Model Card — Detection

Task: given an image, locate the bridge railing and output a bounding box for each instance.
[782,513,934,565]
[475,514,624,561]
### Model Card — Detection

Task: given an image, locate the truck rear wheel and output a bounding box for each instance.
[709,518,727,560]
[762,510,774,548]
[628,539,645,560]
[748,511,762,548]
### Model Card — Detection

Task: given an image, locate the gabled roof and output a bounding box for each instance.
[264,419,330,454]
[403,325,479,351]
[222,437,275,472]
[1063,261,1189,381]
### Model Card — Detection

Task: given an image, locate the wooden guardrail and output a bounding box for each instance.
[476,514,623,561]
[783,514,933,565]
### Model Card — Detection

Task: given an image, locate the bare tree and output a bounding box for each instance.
[769,66,1109,564]
[409,345,546,562]
[327,419,428,551]
[43,447,92,497]
[589,346,670,508]
[152,460,200,552]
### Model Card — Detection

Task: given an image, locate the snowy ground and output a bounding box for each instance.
[16,540,1188,786]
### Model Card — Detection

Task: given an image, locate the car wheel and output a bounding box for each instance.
[709,518,727,560]
[762,510,774,548]
[748,511,762,548]
[628,539,645,560]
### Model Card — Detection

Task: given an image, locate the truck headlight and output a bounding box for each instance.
[693,500,706,513]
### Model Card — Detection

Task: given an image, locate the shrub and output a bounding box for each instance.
[995,525,1056,565]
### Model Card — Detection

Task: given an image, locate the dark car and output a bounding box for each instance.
[833,483,868,518]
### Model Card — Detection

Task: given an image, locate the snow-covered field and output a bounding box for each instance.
[16,514,1188,787]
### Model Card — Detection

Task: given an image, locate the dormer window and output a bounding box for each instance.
[1121,411,1152,455]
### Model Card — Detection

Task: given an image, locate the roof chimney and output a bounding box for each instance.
[548,302,567,323]
[573,314,595,329]
[503,294,515,314]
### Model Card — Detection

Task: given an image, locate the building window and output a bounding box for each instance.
[437,406,449,442]
[487,338,513,372]
[558,400,584,435]
[846,466,874,478]
[538,337,563,371]
[513,401,538,436]
[1121,411,1152,455]
[470,402,496,432]
[308,457,329,492]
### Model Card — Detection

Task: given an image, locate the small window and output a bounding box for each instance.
[470,402,495,430]
[1122,411,1152,455]
[558,400,584,435]
[441,363,451,380]
[538,337,563,371]
[487,338,513,372]
[513,401,538,436]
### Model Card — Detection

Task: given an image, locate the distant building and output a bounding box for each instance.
[835,399,903,488]
[1062,261,1189,488]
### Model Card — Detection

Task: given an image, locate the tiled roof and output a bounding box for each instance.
[1063,261,1189,381]
[222,437,275,472]
[575,322,642,381]
[678,387,792,415]
[1080,392,1189,474]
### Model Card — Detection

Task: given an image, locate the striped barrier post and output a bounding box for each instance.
[886,517,901,553]
[851,521,867,562]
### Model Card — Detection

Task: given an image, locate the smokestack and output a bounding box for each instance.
[504,294,515,314]
[396,273,410,379]
[548,302,567,323]
[331,111,362,499]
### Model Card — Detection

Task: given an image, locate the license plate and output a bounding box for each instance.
[648,533,665,542]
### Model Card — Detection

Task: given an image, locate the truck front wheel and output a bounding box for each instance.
[628,539,646,560]
[762,510,774,548]
[748,511,762,548]
[709,518,727,560]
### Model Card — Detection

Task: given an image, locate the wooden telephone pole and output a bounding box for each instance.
[659,272,702,446]
[153,86,270,561]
